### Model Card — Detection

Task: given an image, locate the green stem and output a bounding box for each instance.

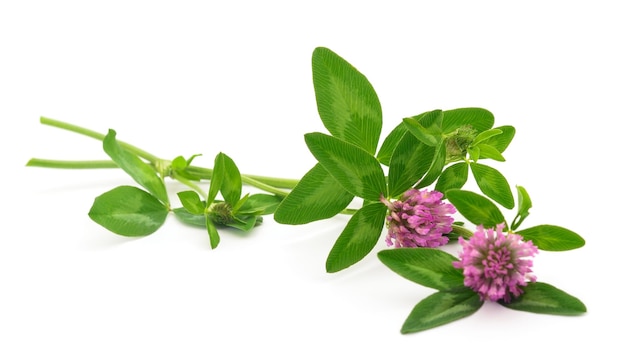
[39,117,160,163]
[30,118,302,196]
[185,166,299,190]
[173,174,208,199]
[451,224,474,239]
[27,158,300,194]
[26,158,119,169]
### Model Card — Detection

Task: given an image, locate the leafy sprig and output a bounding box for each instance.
[28,118,293,247]
[27,46,586,334]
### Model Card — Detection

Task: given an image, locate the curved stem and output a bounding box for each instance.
[30,118,302,197]
[452,224,474,239]
[39,117,160,163]
[173,174,207,199]
[241,175,290,197]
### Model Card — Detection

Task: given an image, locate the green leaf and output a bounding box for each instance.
[226,215,259,231]
[177,190,204,215]
[326,202,388,273]
[511,185,532,230]
[171,154,203,181]
[88,185,169,237]
[402,110,443,146]
[206,219,220,249]
[312,47,382,154]
[214,152,242,206]
[236,194,283,215]
[401,289,483,334]
[446,189,506,228]
[416,142,446,189]
[516,225,585,251]
[481,125,515,153]
[173,207,206,227]
[206,153,225,205]
[387,131,435,197]
[441,108,494,134]
[305,132,387,200]
[467,146,480,162]
[103,130,169,205]
[476,144,506,162]
[470,163,514,209]
[435,162,469,196]
[471,128,503,145]
[171,155,188,169]
[378,248,464,290]
[500,282,586,315]
[273,163,354,224]
[377,122,408,165]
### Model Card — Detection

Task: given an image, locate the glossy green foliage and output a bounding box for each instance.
[325,202,388,273]
[501,282,586,315]
[446,189,506,228]
[89,186,169,236]
[103,130,169,205]
[401,289,483,334]
[273,164,353,224]
[311,47,382,154]
[517,225,585,251]
[305,132,387,201]
[378,248,464,290]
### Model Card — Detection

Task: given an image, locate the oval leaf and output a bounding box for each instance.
[88,185,169,237]
[481,125,515,153]
[177,190,204,215]
[387,131,435,197]
[500,282,586,315]
[214,152,242,206]
[173,207,206,227]
[471,128,503,145]
[326,202,388,273]
[377,122,408,166]
[477,144,506,161]
[416,142,446,189]
[401,289,483,334]
[402,110,443,146]
[516,225,585,251]
[236,194,283,215]
[470,162,514,209]
[446,189,506,228]
[305,132,387,201]
[103,130,169,205]
[435,162,469,196]
[312,47,382,154]
[442,108,494,134]
[273,163,354,224]
[378,248,464,290]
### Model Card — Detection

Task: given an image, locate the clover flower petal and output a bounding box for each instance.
[381,189,456,248]
[453,223,538,302]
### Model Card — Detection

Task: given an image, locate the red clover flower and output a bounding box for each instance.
[453,223,538,302]
[381,189,456,248]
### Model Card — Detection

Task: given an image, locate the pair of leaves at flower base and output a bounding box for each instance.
[446,186,585,251]
[377,186,586,333]
[88,130,280,245]
[273,47,516,273]
[377,247,587,334]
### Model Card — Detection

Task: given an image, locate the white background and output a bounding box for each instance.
[2,1,624,362]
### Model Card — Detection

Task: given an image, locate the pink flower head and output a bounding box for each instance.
[453,223,538,302]
[381,189,456,248]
